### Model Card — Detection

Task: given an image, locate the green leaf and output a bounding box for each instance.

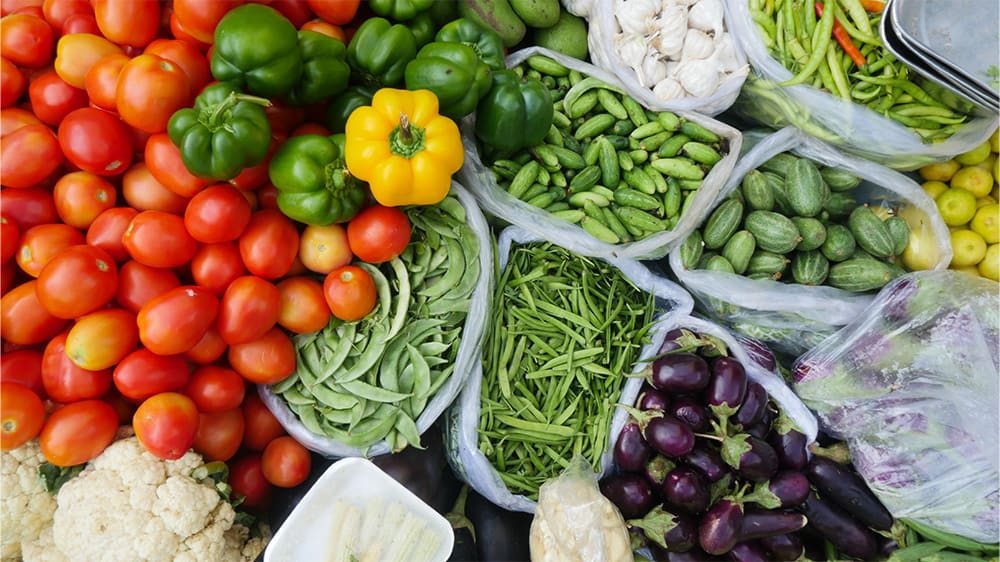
[37,462,84,495]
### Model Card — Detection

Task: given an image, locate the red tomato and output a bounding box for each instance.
[189,241,246,296]
[298,224,352,274]
[228,327,296,385]
[184,184,252,243]
[1,262,17,295]
[184,326,227,365]
[1,105,41,134]
[1,56,26,107]
[121,162,191,215]
[115,53,189,133]
[101,386,136,424]
[272,0,314,27]
[144,133,212,198]
[85,206,137,263]
[290,122,332,137]
[306,0,359,25]
[227,151,273,191]
[263,100,305,135]
[52,31,123,89]
[0,123,63,188]
[184,365,245,413]
[0,216,18,262]
[41,331,111,402]
[255,183,280,211]
[323,265,376,322]
[241,392,285,451]
[192,408,243,462]
[57,107,132,176]
[112,348,189,401]
[171,0,240,45]
[143,38,210,97]
[60,12,98,34]
[92,0,159,48]
[15,223,85,278]
[2,0,43,16]
[300,19,346,42]
[83,52,129,112]
[36,244,117,319]
[1,187,57,232]
[229,453,272,510]
[167,12,210,52]
[41,0,91,35]
[0,13,53,68]
[261,436,311,488]
[64,307,137,371]
[239,210,299,280]
[218,275,281,345]
[39,399,117,465]
[133,392,198,460]
[0,280,66,344]
[276,276,330,334]
[346,205,411,264]
[0,349,45,396]
[52,171,116,229]
[122,210,198,268]
[27,70,87,125]
[137,285,218,355]
[0,382,45,450]
[115,259,180,314]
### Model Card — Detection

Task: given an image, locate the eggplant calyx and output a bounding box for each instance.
[709,404,741,436]
[645,455,678,484]
[808,441,852,464]
[697,334,730,358]
[626,505,682,550]
[739,480,782,510]
[771,409,800,436]
[720,433,753,470]
[619,404,665,430]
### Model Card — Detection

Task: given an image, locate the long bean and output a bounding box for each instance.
[780,0,835,86]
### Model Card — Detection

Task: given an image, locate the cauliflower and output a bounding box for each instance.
[1,441,57,562]
[17,437,268,562]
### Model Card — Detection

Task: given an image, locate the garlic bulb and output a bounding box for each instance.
[637,51,668,87]
[615,33,649,69]
[615,0,661,36]
[560,0,594,18]
[649,4,687,58]
[653,77,685,99]
[713,32,742,73]
[674,58,721,97]
[688,0,724,37]
[681,28,714,60]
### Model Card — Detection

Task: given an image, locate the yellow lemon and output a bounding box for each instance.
[970,203,1000,243]
[950,265,981,276]
[973,153,997,178]
[950,229,988,266]
[976,196,997,209]
[919,159,960,182]
[899,215,942,271]
[922,180,949,199]
[951,166,995,198]
[955,141,992,165]
[978,244,999,281]
[936,188,978,226]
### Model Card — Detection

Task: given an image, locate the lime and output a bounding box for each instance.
[918,159,960,182]
[970,203,999,243]
[949,229,988,266]
[990,127,999,153]
[950,264,981,276]
[954,141,991,165]
[977,195,998,209]
[921,180,949,200]
[978,244,999,281]
[951,166,994,198]
[936,188,978,226]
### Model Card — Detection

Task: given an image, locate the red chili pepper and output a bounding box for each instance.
[815,3,868,68]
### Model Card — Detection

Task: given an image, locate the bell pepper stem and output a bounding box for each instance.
[399,113,412,143]
[207,92,273,129]
[388,113,427,158]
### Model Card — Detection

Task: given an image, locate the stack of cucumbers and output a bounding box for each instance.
[681,152,912,293]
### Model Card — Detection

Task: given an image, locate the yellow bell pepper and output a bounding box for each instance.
[344,88,463,207]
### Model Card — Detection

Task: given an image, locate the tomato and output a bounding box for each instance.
[92,0,158,49]
[143,38,210,97]
[1,216,18,263]
[144,133,212,198]
[120,162,190,215]
[0,187,57,232]
[272,0,313,28]
[15,223,84,277]
[276,276,329,334]
[115,54,189,134]
[240,392,284,451]
[39,399,116,465]
[239,210,299,280]
[263,100,305,135]
[85,206,136,262]
[52,32,123,89]
[189,241,246,296]
[261,436,311,488]
[227,149,274,191]
[346,205,411,264]
[217,275,281,345]
[1,56,26,107]
[112,348,189,401]
[300,19,346,42]
[228,327,296,385]
[171,0,240,45]
[1,13,53,68]
[167,12,209,51]
[137,285,218,355]
[255,183,280,211]
[0,280,65,343]
[1,262,17,295]
[64,307,137,370]
[306,0,359,25]
[192,408,243,462]
[132,392,198,460]
[36,244,117,318]
[61,12,96,33]
[41,0,91,35]
[2,0,43,17]
[290,122,332,137]
[184,184,252,244]
[101,386,136,424]
[41,331,111,402]
[1,105,40,134]
[52,171,116,229]
[0,382,44,450]
[0,123,63,188]
[83,52,129,112]
[229,453,272,510]
[298,224,352,274]
[115,259,180,314]
[183,365,245,413]
[58,107,132,176]
[27,70,87,125]
[184,326,227,365]
[323,265,376,322]
[122,210,198,269]
[0,349,44,396]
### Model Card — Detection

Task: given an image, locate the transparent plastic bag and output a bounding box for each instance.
[587,0,750,116]
[725,0,999,171]
[793,271,999,543]
[667,127,952,356]
[443,226,695,513]
[458,46,742,261]
[259,182,494,458]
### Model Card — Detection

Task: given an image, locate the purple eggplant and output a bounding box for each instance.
[735,334,777,372]
[628,505,697,553]
[705,357,748,425]
[649,545,722,561]
[727,540,768,562]
[720,434,778,482]
[651,352,712,393]
[698,498,744,555]
[638,388,672,411]
[682,445,729,483]
[759,533,804,561]
[645,455,677,488]
[735,383,768,428]
[878,537,899,557]
[804,455,893,531]
[615,422,652,473]
[799,492,878,560]
[745,420,770,440]
[599,474,656,520]
[738,509,808,540]
[658,328,687,353]
[645,414,697,458]
[742,470,810,510]
[669,396,709,431]
[663,467,710,514]
[768,424,808,470]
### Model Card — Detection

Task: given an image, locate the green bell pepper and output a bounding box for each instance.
[324,85,375,133]
[167,82,272,181]
[435,18,506,71]
[210,4,302,99]
[346,17,417,88]
[285,30,350,106]
[369,0,434,21]
[409,11,437,49]
[404,42,492,121]
[475,70,553,153]
[425,0,459,27]
[268,134,367,226]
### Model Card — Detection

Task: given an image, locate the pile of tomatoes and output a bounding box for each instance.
[0,0,412,509]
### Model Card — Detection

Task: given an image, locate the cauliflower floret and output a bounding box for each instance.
[1,441,57,562]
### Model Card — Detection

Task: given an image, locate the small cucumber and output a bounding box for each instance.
[791,217,827,251]
[848,206,895,258]
[705,255,736,274]
[784,159,825,217]
[569,165,602,193]
[823,192,857,217]
[885,216,910,256]
[614,188,662,211]
[764,171,794,215]
[611,119,636,136]
[721,230,756,275]
[657,111,682,132]
[617,206,667,232]
[580,215,619,243]
[508,160,541,199]
[574,113,616,140]
[827,258,894,292]
[791,250,830,285]
[819,166,862,192]
[678,120,718,142]
[680,231,704,270]
[701,198,745,250]
[662,180,681,218]
[548,144,586,169]
[597,137,620,188]
[624,167,657,195]
[682,141,722,165]
[601,206,632,242]
[657,133,691,158]
[650,157,705,181]
[741,170,774,211]
[759,153,798,177]
[747,250,790,277]
[745,210,802,254]
[820,224,857,262]
[697,251,719,270]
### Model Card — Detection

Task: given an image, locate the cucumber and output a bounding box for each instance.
[705,255,736,274]
[791,250,830,285]
[791,217,827,252]
[763,171,794,215]
[823,192,857,218]
[745,210,802,254]
[697,251,719,270]
[820,224,857,262]
[759,153,798,177]
[741,170,774,211]
[721,230,756,275]
[819,166,862,192]
[885,216,910,256]
[701,198,745,250]
[680,231,704,270]
[747,250,790,277]
[828,259,894,292]
[848,206,894,259]
[784,159,825,217]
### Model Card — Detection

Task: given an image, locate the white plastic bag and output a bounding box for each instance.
[668,127,952,356]
[587,0,750,116]
[793,271,999,544]
[459,47,742,260]
[443,226,695,513]
[725,0,999,170]
[259,182,494,458]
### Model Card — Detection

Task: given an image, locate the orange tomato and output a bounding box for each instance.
[27,70,88,125]
[171,0,240,45]
[137,285,218,356]
[0,123,63,188]
[83,52,129,112]
[190,241,247,296]
[121,162,190,214]
[0,13,54,68]
[276,276,330,334]
[323,264,376,322]
[0,382,45,451]
[298,224,352,274]
[227,327,296,385]
[92,0,159,49]
[60,11,97,34]
[115,54,190,133]
[192,408,244,462]
[143,38,210,97]
[64,307,138,370]
[133,392,199,460]
[1,215,19,264]
[167,12,210,52]
[39,399,117,466]
[0,280,67,345]
[184,327,227,365]
[301,18,346,42]
[53,171,116,229]
[53,32,123,89]
[15,222,84,277]
[143,133,212,198]
[1,56,26,107]
[0,106,40,135]
[122,210,198,269]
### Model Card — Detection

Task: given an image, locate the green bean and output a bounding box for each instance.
[781,0,834,86]
[826,44,852,100]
